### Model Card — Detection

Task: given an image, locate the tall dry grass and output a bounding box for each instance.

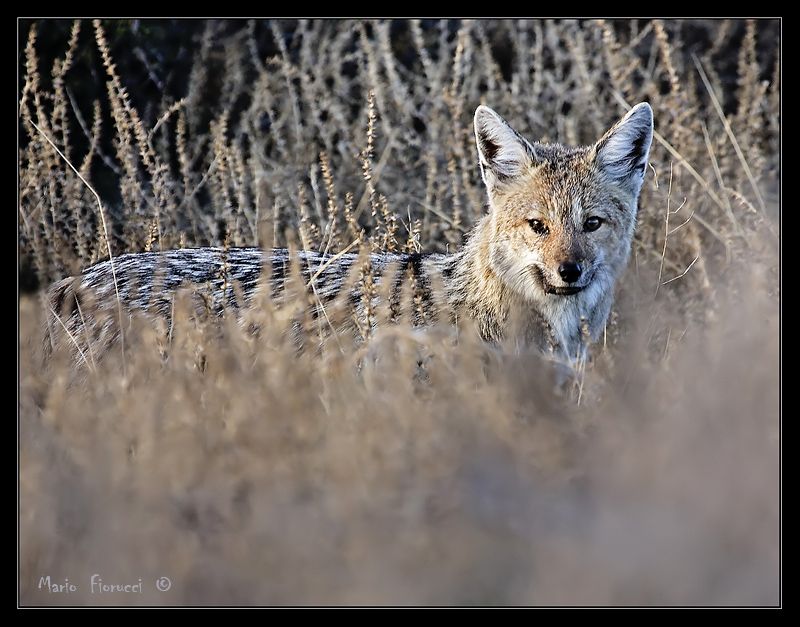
[19,19,779,606]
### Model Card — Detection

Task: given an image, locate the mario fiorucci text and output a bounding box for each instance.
[37,575,145,594]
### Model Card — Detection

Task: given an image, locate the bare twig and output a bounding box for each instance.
[306,238,361,288]
[655,162,673,297]
[47,303,94,371]
[692,54,767,218]
[66,86,122,175]
[648,162,659,190]
[701,121,741,236]
[74,296,98,371]
[668,208,695,236]
[662,254,701,286]
[31,120,127,375]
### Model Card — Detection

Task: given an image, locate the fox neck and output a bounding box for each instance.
[436,216,518,344]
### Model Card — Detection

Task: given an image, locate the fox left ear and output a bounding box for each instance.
[593,102,653,195]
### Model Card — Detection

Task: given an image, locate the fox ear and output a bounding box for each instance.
[594,102,653,194]
[474,105,536,194]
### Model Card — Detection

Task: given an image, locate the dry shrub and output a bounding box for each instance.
[19,19,779,606]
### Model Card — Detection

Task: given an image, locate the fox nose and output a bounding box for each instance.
[558,261,583,284]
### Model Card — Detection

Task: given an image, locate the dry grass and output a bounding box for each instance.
[19,19,779,606]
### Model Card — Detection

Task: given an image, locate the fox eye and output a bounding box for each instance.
[584,216,604,232]
[528,219,548,235]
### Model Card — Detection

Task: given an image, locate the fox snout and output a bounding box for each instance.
[558,260,583,284]
[538,257,592,296]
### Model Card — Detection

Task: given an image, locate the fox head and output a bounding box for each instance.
[473,103,653,305]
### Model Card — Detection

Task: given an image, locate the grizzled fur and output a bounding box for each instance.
[46,103,653,365]
[46,247,456,359]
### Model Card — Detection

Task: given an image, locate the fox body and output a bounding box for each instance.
[46,103,653,363]
[47,247,451,346]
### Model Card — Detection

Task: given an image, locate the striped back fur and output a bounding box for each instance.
[45,247,458,363]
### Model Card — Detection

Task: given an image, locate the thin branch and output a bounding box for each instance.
[148,98,186,144]
[692,54,767,218]
[662,254,700,285]
[66,86,122,175]
[700,121,741,236]
[306,238,360,288]
[648,162,659,190]
[668,209,695,236]
[47,303,94,371]
[670,197,688,215]
[31,120,127,375]
[655,162,673,298]
[74,295,98,371]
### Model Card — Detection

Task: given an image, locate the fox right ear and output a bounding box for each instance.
[474,105,536,194]
[593,102,654,195]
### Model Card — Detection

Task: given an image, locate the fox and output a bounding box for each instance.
[45,102,653,365]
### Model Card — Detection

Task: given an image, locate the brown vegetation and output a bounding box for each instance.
[19,19,779,606]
